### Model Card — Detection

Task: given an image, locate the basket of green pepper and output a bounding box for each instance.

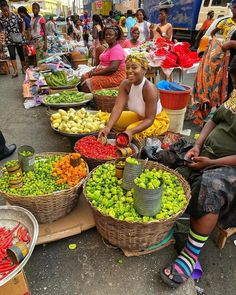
[0,153,89,224]
[93,88,127,113]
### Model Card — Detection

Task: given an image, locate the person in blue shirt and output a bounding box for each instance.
[126,10,136,39]
[17,6,31,32]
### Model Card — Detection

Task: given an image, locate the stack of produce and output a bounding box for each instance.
[85,162,187,222]
[154,37,200,68]
[45,70,79,88]
[50,108,109,134]
[45,91,93,104]
[0,154,87,196]
[75,136,118,159]
[0,223,30,281]
[93,89,119,97]
[52,154,87,187]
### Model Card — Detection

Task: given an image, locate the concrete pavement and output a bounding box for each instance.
[0,72,235,295]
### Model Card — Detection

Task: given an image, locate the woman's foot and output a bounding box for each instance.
[160,263,189,288]
[12,72,18,78]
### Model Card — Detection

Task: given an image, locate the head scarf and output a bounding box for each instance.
[126,52,149,70]
[130,26,140,34]
[119,16,126,27]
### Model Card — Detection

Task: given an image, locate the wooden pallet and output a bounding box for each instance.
[216,225,236,249]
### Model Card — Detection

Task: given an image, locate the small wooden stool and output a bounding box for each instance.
[215,225,236,249]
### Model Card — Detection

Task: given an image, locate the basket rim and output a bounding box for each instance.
[83,160,191,225]
[0,152,89,200]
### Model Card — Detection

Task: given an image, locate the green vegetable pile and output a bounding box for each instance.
[19,150,33,157]
[94,89,119,97]
[85,163,187,222]
[5,160,18,168]
[126,157,140,165]
[135,170,163,189]
[0,156,68,196]
[45,91,93,104]
[45,71,79,87]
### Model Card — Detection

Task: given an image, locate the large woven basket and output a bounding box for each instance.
[0,153,89,224]
[93,88,128,113]
[74,134,142,170]
[83,160,191,251]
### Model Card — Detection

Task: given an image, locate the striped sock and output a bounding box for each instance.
[174,228,208,277]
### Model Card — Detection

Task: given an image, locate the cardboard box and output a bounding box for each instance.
[0,271,30,295]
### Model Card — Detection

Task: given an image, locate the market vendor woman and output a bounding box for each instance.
[99,53,169,141]
[160,57,236,289]
[80,26,126,92]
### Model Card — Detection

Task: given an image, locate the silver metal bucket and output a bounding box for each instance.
[18,145,35,172]
[134,183,163,216]
[122,162,144,191]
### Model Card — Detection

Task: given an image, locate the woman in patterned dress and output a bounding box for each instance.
[0,2,26,77]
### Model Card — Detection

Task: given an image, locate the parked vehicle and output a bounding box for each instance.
[143,0,232,44]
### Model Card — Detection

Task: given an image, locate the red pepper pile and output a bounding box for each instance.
[0,223,30,281]
[116,133,129,147]
[74,136,118,159]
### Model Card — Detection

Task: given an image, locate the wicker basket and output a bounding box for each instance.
[93,88,119,112]
[83,160,191,251]
[0,153,89,224]
[74,134,141,170]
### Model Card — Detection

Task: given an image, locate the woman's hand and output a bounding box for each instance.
[185,145,201,161]
[187,156,213,170]
[222,41,232,52]
[123,130,133,143]
[98,126,111,138]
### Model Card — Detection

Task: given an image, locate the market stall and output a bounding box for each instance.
[124,38,200,82]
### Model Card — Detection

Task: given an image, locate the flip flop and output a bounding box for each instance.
[12,72,18,78]
[160,263,189,288]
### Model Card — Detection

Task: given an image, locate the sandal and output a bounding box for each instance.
[12,72,18,78]
[160,263,189,288]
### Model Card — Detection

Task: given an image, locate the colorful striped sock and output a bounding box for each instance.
[174,228,208,277]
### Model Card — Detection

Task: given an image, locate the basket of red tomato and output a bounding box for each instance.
[74,134,141,170]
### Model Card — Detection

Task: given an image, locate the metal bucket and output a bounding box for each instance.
[122,161,143,191]
[18,145,35,172]
[133,183,163,216]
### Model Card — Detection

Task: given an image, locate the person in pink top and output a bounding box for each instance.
[80,26,126,92]
[30,2,47,65]
[122,26,142,48]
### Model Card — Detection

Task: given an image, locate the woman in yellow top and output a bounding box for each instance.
[211,1,236,41]
[99,53,169,141]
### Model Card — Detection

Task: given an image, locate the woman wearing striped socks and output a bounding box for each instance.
[160,56,236,288]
